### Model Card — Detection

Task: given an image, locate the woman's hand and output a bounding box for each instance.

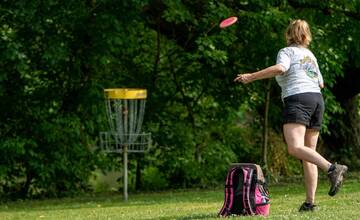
[234,73,255,84]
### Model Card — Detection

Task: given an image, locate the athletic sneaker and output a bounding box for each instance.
[328,163,348,196]
[299,202,317,212]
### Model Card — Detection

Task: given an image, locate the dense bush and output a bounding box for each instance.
[1,0,359,198]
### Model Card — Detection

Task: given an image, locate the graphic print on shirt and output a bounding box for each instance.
[300,56,318,79]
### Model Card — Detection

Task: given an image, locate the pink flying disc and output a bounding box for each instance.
[219,16,238,28]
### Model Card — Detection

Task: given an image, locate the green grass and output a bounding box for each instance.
[1,178,360,220]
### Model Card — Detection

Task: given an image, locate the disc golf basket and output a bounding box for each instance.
[99,88,151,201]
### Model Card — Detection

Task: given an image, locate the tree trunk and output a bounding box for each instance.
[263,80,271,170]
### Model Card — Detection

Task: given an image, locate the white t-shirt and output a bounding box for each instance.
[275,46,324,99]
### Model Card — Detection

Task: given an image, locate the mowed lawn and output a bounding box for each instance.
[1,178,360,220]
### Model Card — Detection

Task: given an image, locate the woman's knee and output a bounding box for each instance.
[287,145,299,156]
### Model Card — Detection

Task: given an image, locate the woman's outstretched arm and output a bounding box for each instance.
[234,64,285,84]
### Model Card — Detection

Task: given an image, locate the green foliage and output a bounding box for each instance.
[142,166,168,190]
[0,0,105,198]
[1,0,359,198]
[0,116,97,198]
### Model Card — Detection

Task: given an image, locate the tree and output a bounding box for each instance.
[0,0,111,198]
[1,0,359,198]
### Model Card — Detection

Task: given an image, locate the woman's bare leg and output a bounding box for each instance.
[303,129,320,204]
[283,123,331,172]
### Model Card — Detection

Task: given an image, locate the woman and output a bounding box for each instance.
[234,19,348,211]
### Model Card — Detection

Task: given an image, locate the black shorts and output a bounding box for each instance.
[283,92,325,130]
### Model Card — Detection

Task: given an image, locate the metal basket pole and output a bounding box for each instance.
[100,88,149,201]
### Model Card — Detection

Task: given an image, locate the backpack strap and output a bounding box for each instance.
[242,167,256,215]
[218,167,238,217]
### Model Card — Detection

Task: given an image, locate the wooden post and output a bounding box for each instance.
[263,80,271,170]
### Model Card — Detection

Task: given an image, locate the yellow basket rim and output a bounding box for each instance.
[104,88,147,100]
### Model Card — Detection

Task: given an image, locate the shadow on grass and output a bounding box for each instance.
[155,213,218,220]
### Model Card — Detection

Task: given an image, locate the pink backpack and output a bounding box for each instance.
[218,163,270,217]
